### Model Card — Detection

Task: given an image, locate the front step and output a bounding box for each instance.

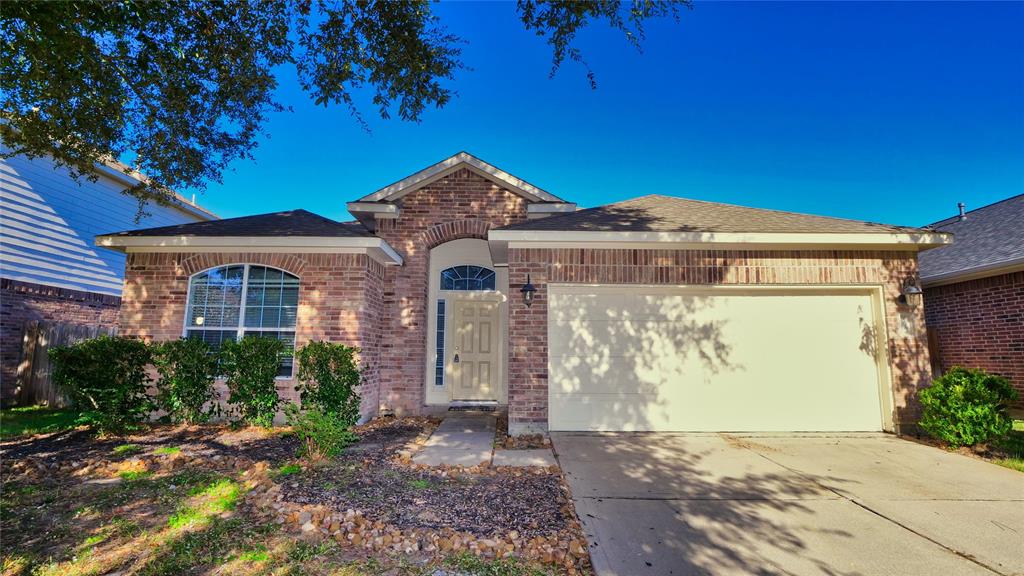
[448,400,498,412]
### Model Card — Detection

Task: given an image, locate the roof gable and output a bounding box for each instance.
[356,152,566,204]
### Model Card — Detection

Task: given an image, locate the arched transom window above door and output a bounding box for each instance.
[184,264,299,377]
[440,265,496,291]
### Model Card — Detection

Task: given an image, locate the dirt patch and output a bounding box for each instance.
[283,463,568,539]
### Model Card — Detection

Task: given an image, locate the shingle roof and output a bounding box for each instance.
[104,209,372,238]
[496,194,927,234]
[918,194,1024,282]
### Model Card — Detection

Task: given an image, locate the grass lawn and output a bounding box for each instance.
[0,406,79,438]
[993,420,1024,473]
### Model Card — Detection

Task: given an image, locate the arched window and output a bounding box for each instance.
[184,265,299,377]
[440,265,496,291]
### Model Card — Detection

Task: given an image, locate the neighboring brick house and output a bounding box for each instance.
[920,195,1024,408]
[98,152,951,434]
[0,152,215,404]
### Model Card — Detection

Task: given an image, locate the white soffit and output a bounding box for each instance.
[357,152,565,204]
[94,234,404,266]
[487,230,952,265]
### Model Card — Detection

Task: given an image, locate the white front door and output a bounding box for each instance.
[450,299,500,401]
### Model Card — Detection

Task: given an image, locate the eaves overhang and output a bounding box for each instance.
[487,230,953,266]
[95,234,404,266]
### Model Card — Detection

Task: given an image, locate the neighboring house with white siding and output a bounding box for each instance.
[0,150,215,403]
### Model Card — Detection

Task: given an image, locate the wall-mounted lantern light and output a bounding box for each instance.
[520,274,537,307]
[898,276,923,307]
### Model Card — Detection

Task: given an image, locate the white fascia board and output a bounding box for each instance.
[346,202,400,219]
[358,152,564,203]
[95,235,404,265]
[488,230,953,251]
[921,258,1024,288]
[527,203,577,216]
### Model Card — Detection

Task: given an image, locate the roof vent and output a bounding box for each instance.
[957,202,966,221]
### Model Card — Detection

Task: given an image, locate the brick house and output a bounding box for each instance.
[920,195,1023,408]
[97,153,951,434]
[0,152,215,404]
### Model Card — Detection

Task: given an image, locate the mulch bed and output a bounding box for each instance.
[494,413,551,450]
[0,423,299,467]
[902,432,1021,464]
[280,416,570,539]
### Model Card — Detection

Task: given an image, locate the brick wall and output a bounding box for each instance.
[119,252,384,419]
[507,248,932,434]
[0,279,121,404]
[374,168,529,413]
[924,271,1024,407]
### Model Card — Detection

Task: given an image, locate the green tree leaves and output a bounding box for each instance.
[1,1,686,212]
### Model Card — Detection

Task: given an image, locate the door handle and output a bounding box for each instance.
[453,353,460,363]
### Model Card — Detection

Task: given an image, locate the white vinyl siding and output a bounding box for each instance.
[0,151,211,296]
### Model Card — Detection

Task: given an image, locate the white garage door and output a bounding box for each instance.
[548,285,889,432]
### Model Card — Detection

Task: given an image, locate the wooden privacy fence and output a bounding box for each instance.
[15,320,117,407]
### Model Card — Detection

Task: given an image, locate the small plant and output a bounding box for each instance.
[49,336,154,434]
[119,470,153,482]
[219,336,285,428]
[273,463,302,478]
[294,341,362,427]
[112,444,141,455]
[408,478,431,490]
[919,367,1019,448]
[284,403,358,462]
[153,338,221,424]
[154,446,182,456]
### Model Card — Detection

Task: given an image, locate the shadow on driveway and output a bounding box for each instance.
[553,433,1021,576]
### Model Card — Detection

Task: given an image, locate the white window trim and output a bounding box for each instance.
[182,263,298,379]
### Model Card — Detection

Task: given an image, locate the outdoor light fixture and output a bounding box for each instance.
[899,276,923,307]
[520,275,537,307]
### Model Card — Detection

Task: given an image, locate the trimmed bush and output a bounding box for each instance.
[219,336,285,427]
[294,341,362,428]
[919,367,1018,447]
[49,335,153,434]
[153,338,220,424]
[284,403,357,461]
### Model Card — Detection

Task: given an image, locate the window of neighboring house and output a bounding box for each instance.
[440,265,496,291]
[435,300,446,386]
[184,264,299,378]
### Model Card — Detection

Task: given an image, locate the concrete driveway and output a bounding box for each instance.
[552,433,1023,576]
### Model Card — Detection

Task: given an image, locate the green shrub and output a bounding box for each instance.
[294,341,362,428]
[919,367,1018,447]
[219,336,284,427]
[49,336,154,434]
[284,403,357,461]
[153,338,220,424]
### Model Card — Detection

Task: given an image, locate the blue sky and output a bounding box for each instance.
[194,1,1023,228]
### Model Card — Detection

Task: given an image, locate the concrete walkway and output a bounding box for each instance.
[412,412,496,467]
[554,433,1024,576]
